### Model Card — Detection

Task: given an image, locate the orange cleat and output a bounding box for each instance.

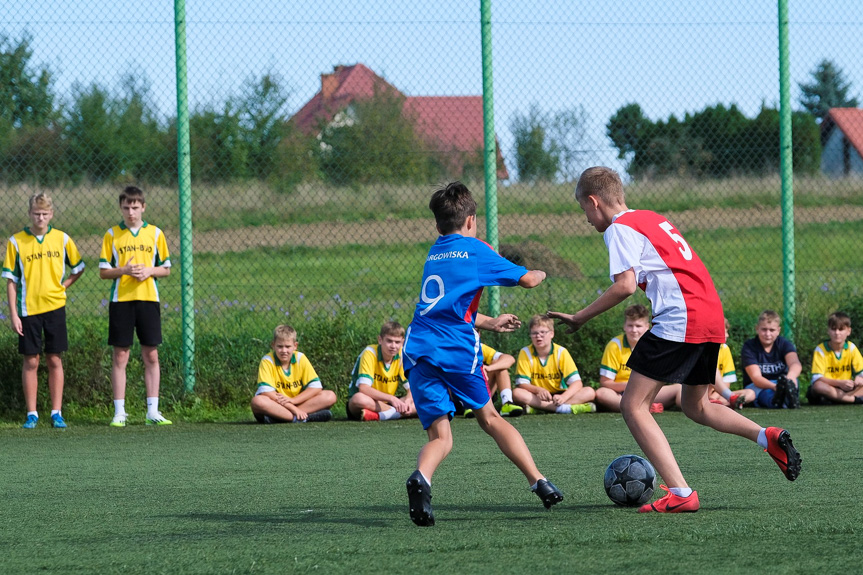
[729,393,746,410]
[361,409,380,422]
[765,427,801,481]
[639,485,700,513]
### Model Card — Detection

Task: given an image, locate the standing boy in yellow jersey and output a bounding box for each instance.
[3,194,85,429]
[251,324,336,422]
[347,320,416,421]
[512,314,596,414]
[99,186,172,427]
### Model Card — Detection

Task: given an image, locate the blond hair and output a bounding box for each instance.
[380,320,405,339]
[528,314,554,331]
[757,310,781,326]
[28,193,53,212]
[575,166,625,204]
[272,324,297,343]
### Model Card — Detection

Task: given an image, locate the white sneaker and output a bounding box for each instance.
[110,413,127,427]
[145,412,173,426]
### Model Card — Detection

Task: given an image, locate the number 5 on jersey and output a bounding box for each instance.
[659,221,692,261]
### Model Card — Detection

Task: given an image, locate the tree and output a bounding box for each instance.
[0,33,55,129]
[798,59,858,122]
[510,104,559,183]
[237,72,291,180]
[547,106,588,182]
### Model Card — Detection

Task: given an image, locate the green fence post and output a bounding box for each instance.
[480,0,501,317]
[175,0,196,392]
[778,0,795,337]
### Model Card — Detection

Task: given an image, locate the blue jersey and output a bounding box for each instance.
[403,234,527,374]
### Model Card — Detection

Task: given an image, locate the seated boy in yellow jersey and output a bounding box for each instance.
[595,304,680,414]
[3,193,85,429]
[346,321,416,421]
[709,318,756,409]
[807,312,863,405]
[463,342,522,418]
[512,314,596,414]
[251,324,337,423]
[99,186,172,427]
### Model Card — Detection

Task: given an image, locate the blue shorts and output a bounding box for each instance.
[745,383,777,408]
[406,359,492,429]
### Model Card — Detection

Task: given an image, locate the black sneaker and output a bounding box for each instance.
[406,470,434,526]
[772,376,789,408]
[532,478,564,509]
[304,409,333,423]
[787,380,800,408]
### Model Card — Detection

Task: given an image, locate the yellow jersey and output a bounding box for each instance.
[811,340,863,383]
[717,343,737,384]
[348,344,408,398]
[599,333,633,384]
[99,222,170,302]
[481,343,502,365]
[255,351,322,398]
[515,343,580,393]
[2,227,85,317]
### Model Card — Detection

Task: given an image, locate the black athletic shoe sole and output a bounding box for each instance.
[774,430,802,481]
[406,471,434,526]
[533,478,564,509]
[304,409,333,423]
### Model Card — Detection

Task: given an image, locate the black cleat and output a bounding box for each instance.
[304,409,333,423]
[772,377,789,408]
[532,478,564,509]
[406,470,434,526]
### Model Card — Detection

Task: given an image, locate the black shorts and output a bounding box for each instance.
[108,301,162,347]
[625,330,720,386]
[19,306,67,355]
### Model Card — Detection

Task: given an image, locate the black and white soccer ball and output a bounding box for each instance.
[604,454,657,507]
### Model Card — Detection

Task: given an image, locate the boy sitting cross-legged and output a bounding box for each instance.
[512,314,596,414]
[347,320,416,421]
[250,324,336,423]
[595,304,681,414]
[807,311,863,405]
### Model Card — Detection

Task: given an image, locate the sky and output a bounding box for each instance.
[3,1,862,177]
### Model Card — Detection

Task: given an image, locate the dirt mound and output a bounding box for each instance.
[500,240,582,279]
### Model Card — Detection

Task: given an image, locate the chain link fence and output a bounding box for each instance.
[1,1,862,404]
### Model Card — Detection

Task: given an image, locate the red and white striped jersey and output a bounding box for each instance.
[604,210,724,344]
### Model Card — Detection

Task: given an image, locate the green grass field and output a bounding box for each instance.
[2,407,859,574]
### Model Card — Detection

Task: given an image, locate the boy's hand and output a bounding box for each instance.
[10,314,23,336]
[547,310,586,334]
[489,314,521,332]
[534,388,552,402]
[390,396,410,413]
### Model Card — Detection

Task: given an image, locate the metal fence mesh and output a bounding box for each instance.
[2,1,862,392]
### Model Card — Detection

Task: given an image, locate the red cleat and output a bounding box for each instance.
[639,485,700,513]
[765,427,801,481]
[729,393,745,410]
[361,409,380,422]
[649,403,664,414]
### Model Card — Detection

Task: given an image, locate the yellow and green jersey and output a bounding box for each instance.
[515,343,580,393]
[481,343,502,366]
[348,344,408,399]
[717,343,737,384]
[99,222,170,302]
[811,340,863,383]
[255,351,322,398]
[599,333,633,384]
[2,227,85,317]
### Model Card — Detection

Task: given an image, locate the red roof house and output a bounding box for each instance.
[292,64,508,180]
[821,108,863,177]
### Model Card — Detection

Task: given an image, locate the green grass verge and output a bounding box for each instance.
[1,407,858,574]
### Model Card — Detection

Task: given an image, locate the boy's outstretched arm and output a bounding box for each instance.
[518,270,546,288]
[476,313,521,333]
[548,269,636,333]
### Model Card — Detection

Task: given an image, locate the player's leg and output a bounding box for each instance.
[417,415,454,481]
[347,393,388,420]
[136,302,170,425]
[108,302,135,425]
[474,402,541,483]
[620,372,687,487]
[295,389,337,414]
[45,353,64,413]
[42,307,68,421]
[808,379,852,403]
[250,394,298,423]
[21,354,40,427]
[595,387,622,412]
[562,383,596,405]
[680,384,761,438]
[512,387,559,412]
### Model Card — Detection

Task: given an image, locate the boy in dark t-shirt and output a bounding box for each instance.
[741,310,802,408]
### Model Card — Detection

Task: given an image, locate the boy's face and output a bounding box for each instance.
[756,321,781,347]
[272,337,298,364]
[529,323,554,352]
[828,325,851,346]
[623,318,650,345]
[378,334,404,362]
[578,195,611,233]
[28,207,54,234]
[121,200,145,227]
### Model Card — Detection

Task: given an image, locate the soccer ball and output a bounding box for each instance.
[604,454,657,507]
